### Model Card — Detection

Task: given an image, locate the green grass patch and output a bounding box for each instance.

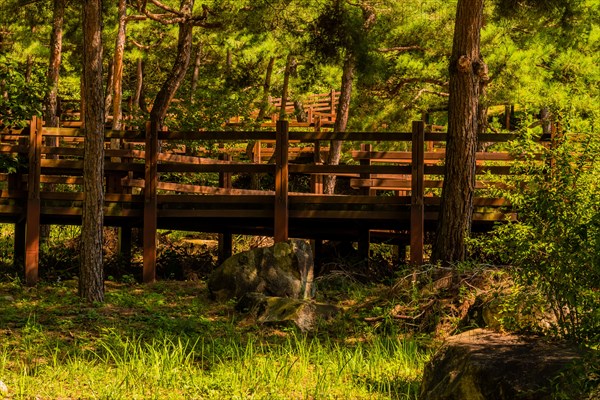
[0,280,430,399]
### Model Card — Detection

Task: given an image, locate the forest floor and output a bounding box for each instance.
[0,277,432,399]
[0,226,595,399]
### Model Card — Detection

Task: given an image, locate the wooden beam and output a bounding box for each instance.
[274,120,289,242]
[359,144,375,196]
[218,152,233,264]
[25,116,42,285]
[143,121,158,283]
[410,121,425,266]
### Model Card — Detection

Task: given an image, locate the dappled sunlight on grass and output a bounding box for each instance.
[0,280,430,399]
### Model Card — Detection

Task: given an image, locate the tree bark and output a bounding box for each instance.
[142,0,195,283]
[149,0,195,128]
[247,56,275,189]
[112,0,128,131]
[190,42,202,102]
[279,54,293,120]
[43,0,65,129]
[25,55,33,83]
[104,58,114,121]
[80,0,105,302]
[431,0,486,264]
[41,0,66,243]
[256,56,275,122]
[133,57,146,112]
[324,52,355,194]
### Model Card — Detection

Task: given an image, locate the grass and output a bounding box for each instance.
[0,279,430,399]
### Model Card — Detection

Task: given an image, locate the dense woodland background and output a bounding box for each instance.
[1,0,599,330]
[1,0,597,132]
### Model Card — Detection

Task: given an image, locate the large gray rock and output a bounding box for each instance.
[420,329,584,400]
[208,239,314,301]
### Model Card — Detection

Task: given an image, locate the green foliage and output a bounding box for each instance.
[309,1,364,63]
[0,57,45,125]
[551,351,600,400]
[477,130,600,344]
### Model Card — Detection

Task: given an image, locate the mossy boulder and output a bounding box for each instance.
[420,329,584,400]
[208,239,314,301]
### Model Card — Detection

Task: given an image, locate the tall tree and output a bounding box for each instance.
[80,0,105,301]
[311,0,376,194]
[137,0,220,280]
[424,0,521,264]
[43,0,65,129]
[431,0,487,263]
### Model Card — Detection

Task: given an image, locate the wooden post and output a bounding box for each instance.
[252,141,261,163]
[219,153,232,188]
[25,116,42,285]
[359,143,375,196]
[310,140,323,195]
[310,121,323,194]
[143,121,158,283]
[330,89,336,121]
[274,120,289,242]
[410,121,425,266]
[358,144,373,261]
[219,153,233,263]
[118,140,133,266]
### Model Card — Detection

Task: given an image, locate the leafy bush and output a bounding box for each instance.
[478,131,600,344]
[0,57,45,125]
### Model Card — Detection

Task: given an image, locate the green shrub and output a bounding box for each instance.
[478,131,600,344]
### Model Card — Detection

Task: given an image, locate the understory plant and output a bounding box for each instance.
[479,126,600,344]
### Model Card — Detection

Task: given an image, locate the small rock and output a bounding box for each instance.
[0,380,8,396]
[2,296,14,302]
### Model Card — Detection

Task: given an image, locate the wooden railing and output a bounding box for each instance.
[228,89,340,128]
[0,118,521,285]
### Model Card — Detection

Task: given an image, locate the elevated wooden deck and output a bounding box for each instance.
[0,118,521,284]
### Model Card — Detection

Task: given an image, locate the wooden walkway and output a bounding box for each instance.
[0,118,520,285]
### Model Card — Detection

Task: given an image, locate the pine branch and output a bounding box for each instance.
[377,45,423,53]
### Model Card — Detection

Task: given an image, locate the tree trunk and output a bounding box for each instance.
[324,52,355,194]
[256,56,275,122]
[476,80,490,151]
[43,0,64,129]
[112,0,127,131]
[41,0,66,244]
[431,0,486,264]
[149,2,194,128]
[133,57,146,112]
[143,0,195,282]
[190,42,202,102]
[104,58,114,121]
[80,76,85,124]
[80,0,105,302]
[279,54,293,120]
[540,107,551,137]
[225,48,232,75]
[247,56,275,189]
[25,55,33,83]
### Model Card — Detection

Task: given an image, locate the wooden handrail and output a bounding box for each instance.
[3,116,529,284]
